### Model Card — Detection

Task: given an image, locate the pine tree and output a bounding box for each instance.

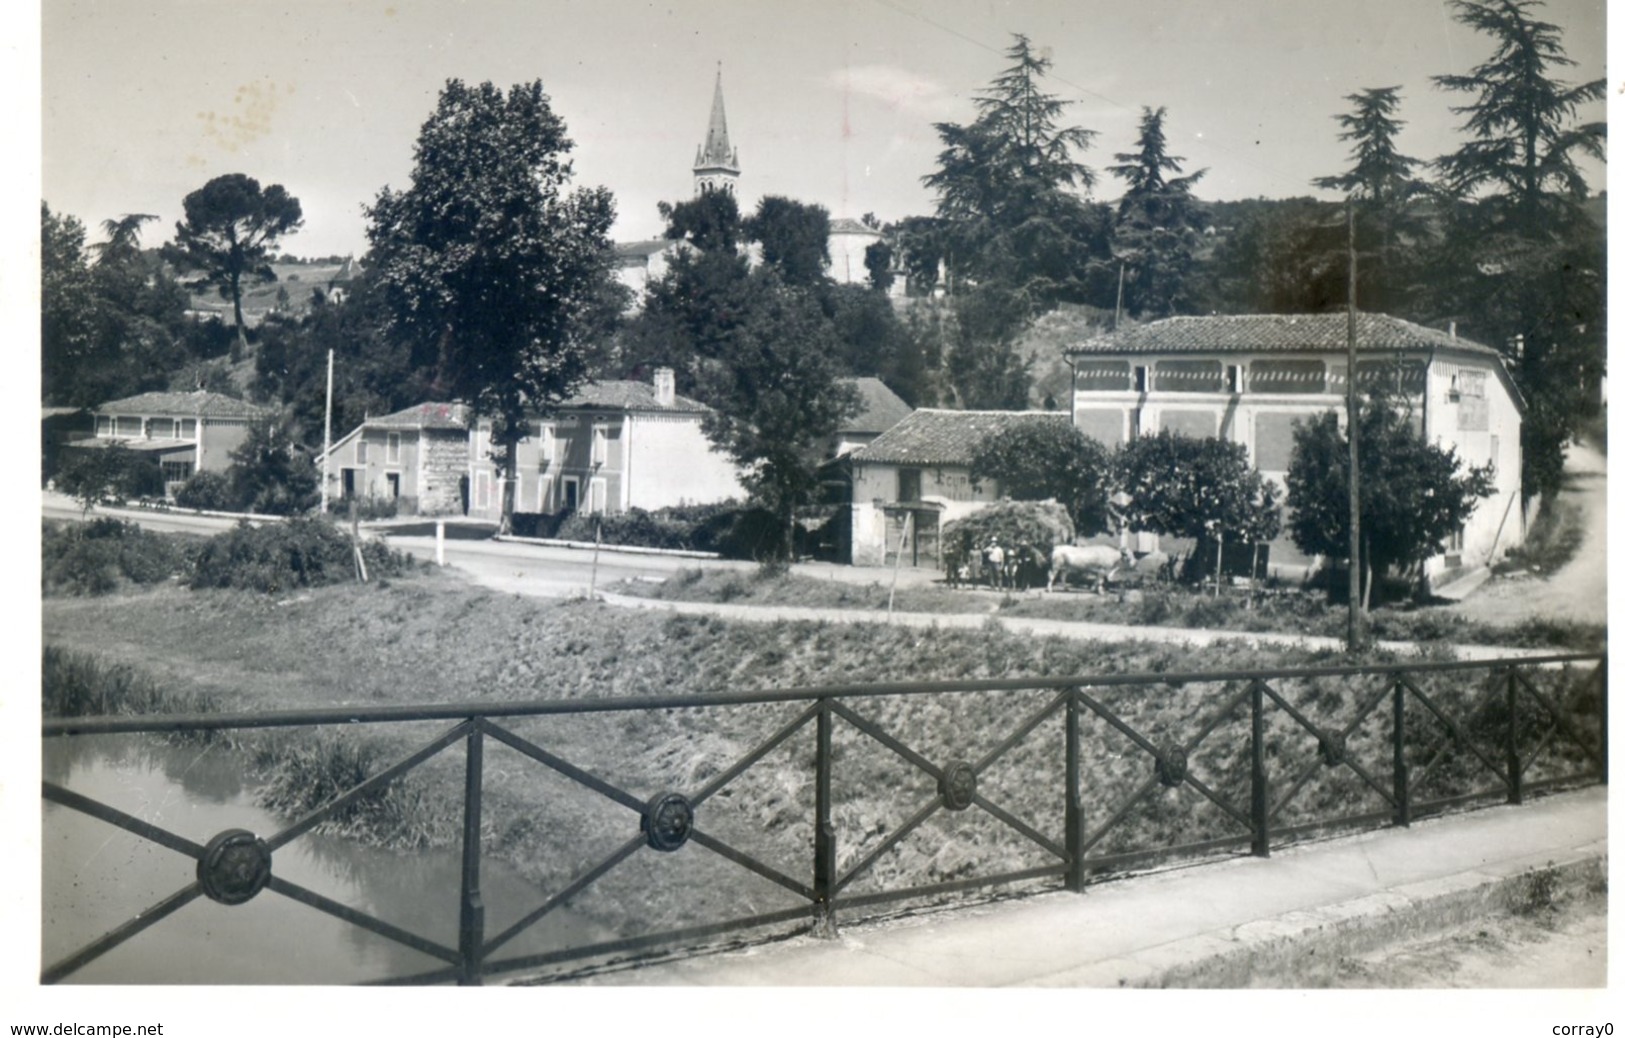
[1107,106,1207,318]
[1427,0,1606,497]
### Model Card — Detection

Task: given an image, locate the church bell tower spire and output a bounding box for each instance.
[693,63,740,197]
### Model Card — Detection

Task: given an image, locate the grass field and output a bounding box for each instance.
[42,568,1604,964]
[615,567,1605,651]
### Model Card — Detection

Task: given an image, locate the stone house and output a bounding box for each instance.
[320,402,471,516]
[845,408,1070,566]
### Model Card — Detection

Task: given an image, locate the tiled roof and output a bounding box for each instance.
[840,377,913,434]
[829,217,882,236]
[95,390,271,419]
[851,409,1069,467]
[558,380,708,414]
[614,238,675,261]
[1066,313,1502,359]
[367,402,470,431]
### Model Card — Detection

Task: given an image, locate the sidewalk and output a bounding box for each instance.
[571,785,1606,987]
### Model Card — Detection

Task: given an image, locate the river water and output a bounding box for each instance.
[42,735,597,984]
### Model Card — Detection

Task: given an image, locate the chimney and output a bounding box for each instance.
[653,367,676,407]
[1448,321,1457,339]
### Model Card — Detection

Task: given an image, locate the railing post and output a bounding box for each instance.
[813,698,838,937]
[458,721,486,985]
[1392,678,1410,827]
[1065,688,1086,892]
[1505,666,1522,806]
[1250,679,1269,858]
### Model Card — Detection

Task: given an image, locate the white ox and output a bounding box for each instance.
[1047,545,1136,594]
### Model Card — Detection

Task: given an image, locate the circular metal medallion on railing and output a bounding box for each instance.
[1318,732,1347,767]
[197,829,272,905]
[641,792,694,852]
[937,761,977,811]
[1155,745,1188,787]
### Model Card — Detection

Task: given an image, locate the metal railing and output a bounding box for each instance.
[41,651,1606,985]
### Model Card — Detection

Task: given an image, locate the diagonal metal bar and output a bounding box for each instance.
[1397,674,1511,787]
[972,690,1068,774]
[1339,754,1399,808]
[1182,681,1253,753]
[1520,722,1559,780]
[43,782,207,860]
[1181,774,1252,830]
[1267,749,1327,824]
[829,700,941,778]
[266,876,458,964]
[835,796,944,894]
[1074,689,1166,759]
[972,795,1067,859]
[1082,773,1161,854]
[42,883,204,984]
[1512,669,1606,769]
[688,829,816,901]
[1260,680,1336,743]
[692,701,820,806]
[265,720,472,852]
[481,720,645,814]
[482,835,645,956]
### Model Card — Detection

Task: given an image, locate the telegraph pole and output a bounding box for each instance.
[321,348,334,515]
[1346,200,1364,650]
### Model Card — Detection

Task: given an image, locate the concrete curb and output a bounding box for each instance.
[1076,847,1607,988]
[494,533,721,559]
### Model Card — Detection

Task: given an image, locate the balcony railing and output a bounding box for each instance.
[41,652,1605,985]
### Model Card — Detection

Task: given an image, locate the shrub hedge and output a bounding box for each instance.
[42,518,194,596]
[189,517,416,593]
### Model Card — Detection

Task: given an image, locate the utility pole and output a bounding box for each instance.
[1346,200,1364,651]
[321,348,334,515]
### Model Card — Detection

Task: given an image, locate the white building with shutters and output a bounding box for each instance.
[1064,313,1525,589]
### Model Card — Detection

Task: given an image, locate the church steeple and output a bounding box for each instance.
[693,63,740,197]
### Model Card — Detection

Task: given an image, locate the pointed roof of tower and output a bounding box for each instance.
[695,64,739,173]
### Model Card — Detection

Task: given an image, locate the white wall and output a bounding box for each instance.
[625,412,745,509]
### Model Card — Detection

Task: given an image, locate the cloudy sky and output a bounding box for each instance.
[40,0,1607,259]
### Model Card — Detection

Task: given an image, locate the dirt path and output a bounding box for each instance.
[1445,441,1607,627]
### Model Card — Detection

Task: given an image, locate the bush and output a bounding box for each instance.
[189,517,415,593]
[55,444,165,509]
[42,518,192,596]
[174,470,236,511]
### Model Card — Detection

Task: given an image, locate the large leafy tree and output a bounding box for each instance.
[42,204,191,406]
[687,270,860,560]
[1107,106,1208,318]
[1426,0,1605,498]
[1287,397,1495,604]
[1115,431,1282,582]
[968,419,1113,536]
[658,190,743,252]
[41,204,101,405]
[745,196,831,287]
[162,173,303,361]
[366,79,623,528]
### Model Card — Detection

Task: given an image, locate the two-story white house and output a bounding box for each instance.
[1064,312,1525,589]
